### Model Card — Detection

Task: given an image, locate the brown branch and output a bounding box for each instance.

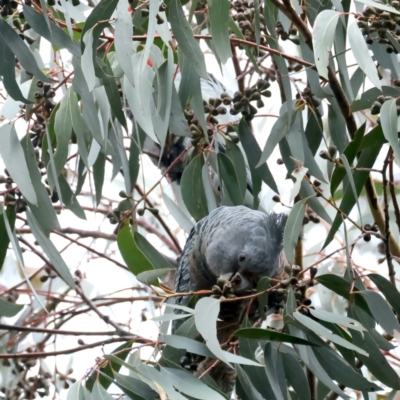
[0,323,120,337]
[0,337,149,359]
[382,149,397,287]
[52,230,129,270]
[389,155,400,234]
[75,284,132,337]
[231,45,245,93]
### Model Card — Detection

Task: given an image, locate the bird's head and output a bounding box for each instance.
[205,223,280,293]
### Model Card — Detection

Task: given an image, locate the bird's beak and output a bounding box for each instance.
[230,272,252,293]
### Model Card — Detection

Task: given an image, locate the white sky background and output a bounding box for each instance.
[0,1,400,398]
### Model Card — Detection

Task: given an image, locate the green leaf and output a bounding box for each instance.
[281,352,311,400]
[253,0,261,49]
[162,334,213,358]
[58,175,86,220]
[66,382,87,400]
[152,313,192,322]
[380,98,400,166]
[236,365,265,400]
[142,0,159,75]
[69,91,90,166]
[324,142,382,249]
[310,334,381,392]
[135,231,176,270]
[85,342,132,392]
[123,54,158,143]
[264,343,287,400]
[299,180,332,224]
[358,291,400,336]
[284,198,307,265]
[0,207,15,270]
[162,367,227,400]
[348,306,400,389]
[0,124,37,205]
[355,0,400,14]
[225,141,247,198]
[117,220,154,276]
[312,10,340,79]
[348,22,381,89]
[331,123,365,195]
[163,193,194,234]
[309,309,366,332]
[340,154,363,226]
[351,87,381,112]
[258,111,292,167]
[0,19,50,83]
[368,274,400,316]
[115,0,134,85]
[0,204,47,311]
[169,0,207,79]
[92,381,114,400]
[0,32,30,103]
[209,0,232,64]
[0,297,23,318]
[82,29,96,92]
[239,316,275,398]
[180,155,208,221]
[23,5,81,57]
[81,0,119,41]
[288,325,351,399]
[218,153,243,205]
[194,297,261,366]
[328,97,349,153]
[234,328,317,345]
[47,89,73,190]
[293,312,368,356]
[26,210,75,288]
[93,152,106,206]
[238,119,278,194]
[113,372,156,400]
[102,57,127,131]
[72,57,103,145]
[315,274,351,299]
[136,268,174,286]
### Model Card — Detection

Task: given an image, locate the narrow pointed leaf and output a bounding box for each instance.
[348,22,381,89]
[0,124,37,205]
[169,0,207,79]
[312,10,340,79]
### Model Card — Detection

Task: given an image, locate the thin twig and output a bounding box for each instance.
[382,148,397,287]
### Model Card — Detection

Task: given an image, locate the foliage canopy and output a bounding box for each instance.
[1,0,400,399]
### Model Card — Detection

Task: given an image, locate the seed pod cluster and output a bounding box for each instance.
[359,2,400,53]
[370,91,400,120]
[295,86,321,108]
[0,0,18,17]
[233,0,267,44]
[275,21,298,42]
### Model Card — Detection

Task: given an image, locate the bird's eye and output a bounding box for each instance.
[239,254,246,262]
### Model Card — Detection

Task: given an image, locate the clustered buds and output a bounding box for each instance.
[370,91,400,120]
[295,87,321,109]
[0,0,18,17]
[275,21,298,42]
[359,2,400,54]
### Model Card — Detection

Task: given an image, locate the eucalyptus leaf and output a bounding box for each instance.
[312,10,340,79]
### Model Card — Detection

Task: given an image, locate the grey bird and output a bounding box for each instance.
[172,205,287,395]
